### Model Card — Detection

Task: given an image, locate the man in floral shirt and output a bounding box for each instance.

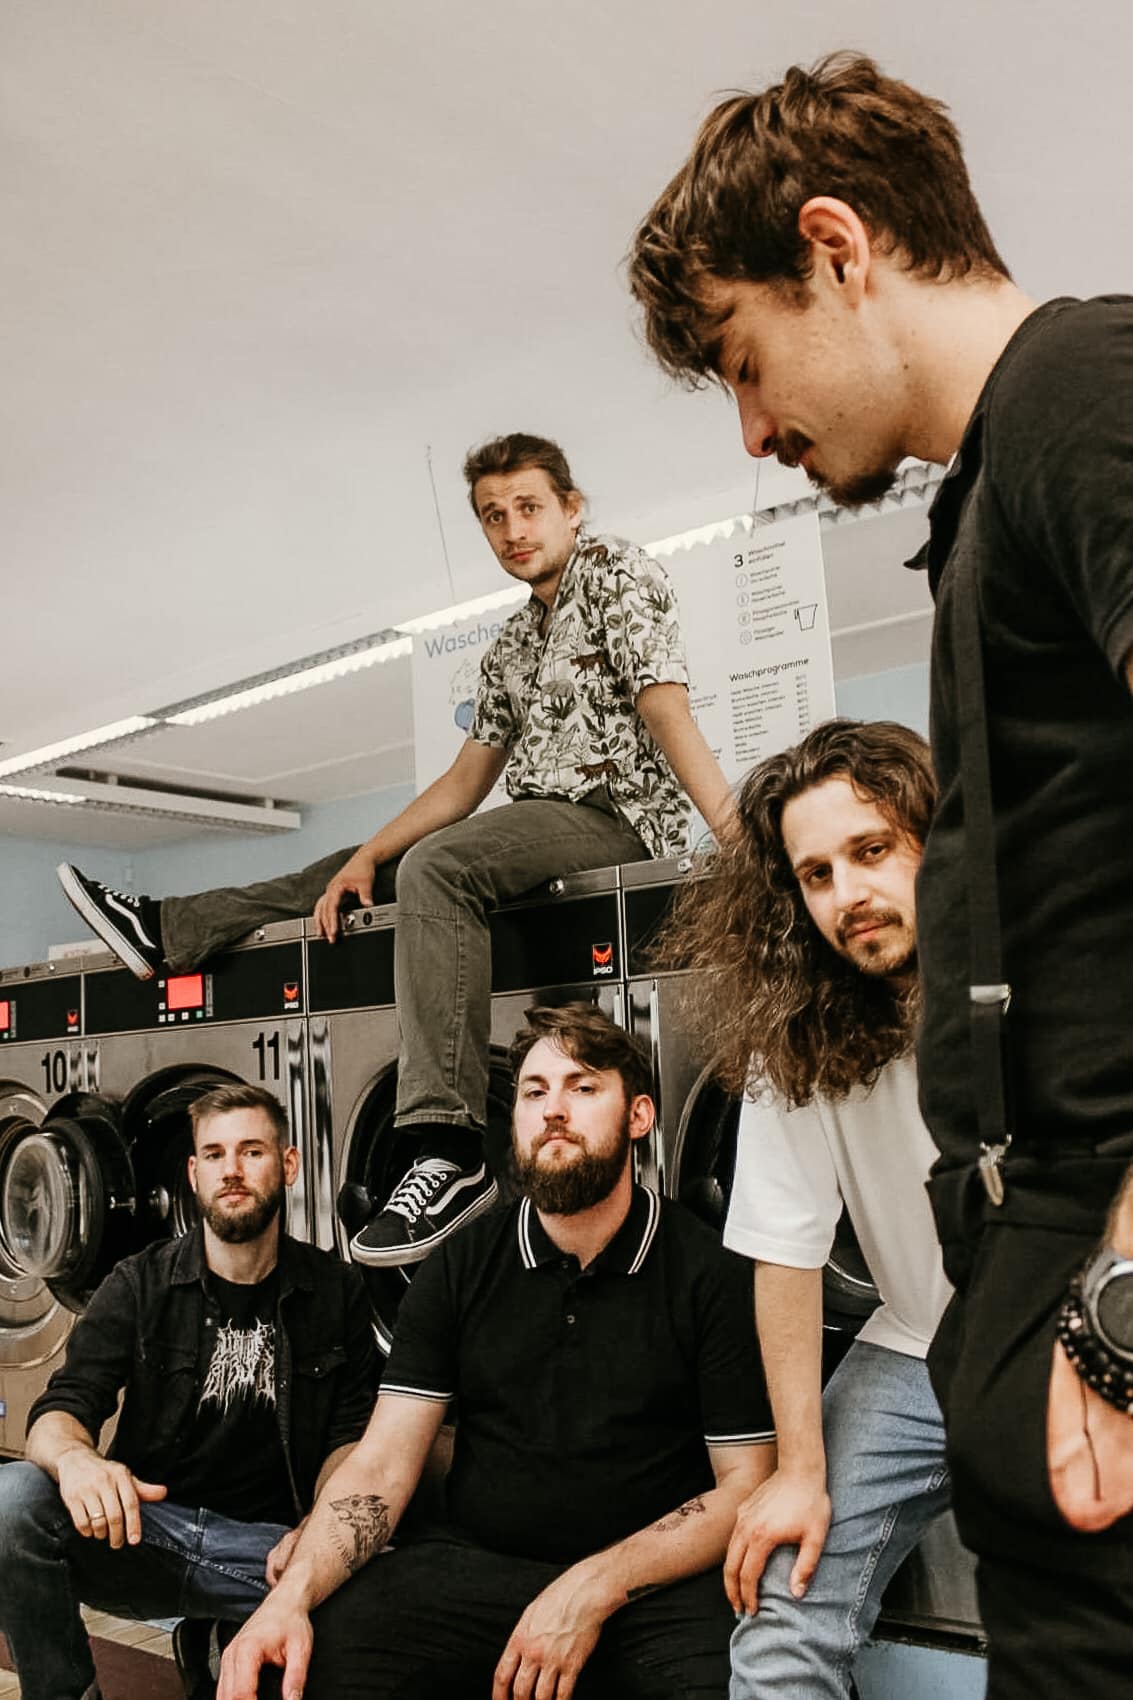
[58,433,733,1269]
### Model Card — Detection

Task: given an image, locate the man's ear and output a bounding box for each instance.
[797,197,872,304]
[564,490,583,534]
[628,1094,656,1142]
[282,1144,301,1186]
[187,1152,197,1189]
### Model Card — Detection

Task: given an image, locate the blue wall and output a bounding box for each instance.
[835,663,929,736]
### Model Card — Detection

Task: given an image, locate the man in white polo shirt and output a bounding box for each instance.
[665,719,952,1699]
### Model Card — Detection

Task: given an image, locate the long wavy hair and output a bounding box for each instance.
[658,719,936,1105]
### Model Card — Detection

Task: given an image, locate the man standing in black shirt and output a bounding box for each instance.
[218,1005,773,1700]
[0,1083,378,1700]
[627,51,1133,1699]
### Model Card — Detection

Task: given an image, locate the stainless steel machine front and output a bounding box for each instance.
[0,958,86,1454]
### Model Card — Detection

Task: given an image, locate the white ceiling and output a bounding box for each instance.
[2,0,1129,846]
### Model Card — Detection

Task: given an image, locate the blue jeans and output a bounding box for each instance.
[730,1341,951,1700]
[0,1461,289,1700]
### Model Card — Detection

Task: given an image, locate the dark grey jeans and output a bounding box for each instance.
[161,795,649,1131]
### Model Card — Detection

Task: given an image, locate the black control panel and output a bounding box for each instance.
[490,891,622,992]
[0,975,82,1043]
[623,881,687,978]
[84,943,304,1034]
[308,921,397,1013]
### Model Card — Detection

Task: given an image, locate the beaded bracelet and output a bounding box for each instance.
[1057,1275,1133,1416]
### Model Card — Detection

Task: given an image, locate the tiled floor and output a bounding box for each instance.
[0,1606,173,1696]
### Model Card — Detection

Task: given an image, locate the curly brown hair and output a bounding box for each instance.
[627,51,1010,387]
[659,719,936,1105]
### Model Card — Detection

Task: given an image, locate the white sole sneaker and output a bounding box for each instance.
[56,863,158,981]
[350,1177,499,1267]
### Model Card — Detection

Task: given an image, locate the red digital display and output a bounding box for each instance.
[0,1001,9,1029]
[166,974,205,1012]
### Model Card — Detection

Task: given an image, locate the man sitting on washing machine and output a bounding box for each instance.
[56,431,733,1276]
[662,720,953,1700]
[214,1004,774,1700]
[0,1082,379,1700]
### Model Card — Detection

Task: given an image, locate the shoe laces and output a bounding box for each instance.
[98,882,143,909]
[384,1157,460,1223]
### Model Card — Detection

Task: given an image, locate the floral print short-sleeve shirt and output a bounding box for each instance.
[469,531,691,859]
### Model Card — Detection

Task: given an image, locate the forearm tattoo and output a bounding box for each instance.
[328,1494,392,1575]
[651,1495,707,1534]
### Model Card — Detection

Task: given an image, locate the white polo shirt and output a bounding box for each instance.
[723,1053,951,1358]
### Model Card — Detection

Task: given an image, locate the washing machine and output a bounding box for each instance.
[0,922,311,1343]
[617,855,983,1650]
[0,956,86,1455]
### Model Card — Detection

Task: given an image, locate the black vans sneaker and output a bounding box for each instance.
[56,864,164,980]
[350,1156,498,1267]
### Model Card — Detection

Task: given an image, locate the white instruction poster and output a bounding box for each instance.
[661,508,835,786]
[410,605,518,803]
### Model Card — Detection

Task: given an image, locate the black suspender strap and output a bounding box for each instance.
[950,538,1013,1199]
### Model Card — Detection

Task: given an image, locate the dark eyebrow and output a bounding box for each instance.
[791,828,896,877]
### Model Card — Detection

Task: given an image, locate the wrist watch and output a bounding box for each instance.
[1080,1247,1133,1362]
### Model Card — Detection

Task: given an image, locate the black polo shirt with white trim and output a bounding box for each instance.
[381,1185,772,1564]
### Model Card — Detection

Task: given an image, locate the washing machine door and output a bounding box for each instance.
[673,1069,881,1341]
[0,1084,76,1369]
[0,1092,135,1314]
[335,1052,518,1354]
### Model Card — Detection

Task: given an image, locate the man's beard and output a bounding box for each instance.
[835,908,917,978]
[778,429,898,510]
[512,1115,631,1214]
[197,1180,284,1243]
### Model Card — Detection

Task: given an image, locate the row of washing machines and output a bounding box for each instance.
[0,855,980,1651]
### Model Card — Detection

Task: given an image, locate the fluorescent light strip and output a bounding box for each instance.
[0,716,159,780]
[165,636,412,726]
[0,783,89,805]
[395,585,526,635]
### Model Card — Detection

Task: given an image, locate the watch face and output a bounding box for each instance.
[1096,1270,1133,1357]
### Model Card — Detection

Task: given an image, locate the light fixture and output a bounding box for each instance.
[395,584,526,635]
[0,783,89,806]
[0,717,160,781]
[164,635,412,726]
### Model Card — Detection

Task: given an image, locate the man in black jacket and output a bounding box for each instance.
[0,1082,378,1700]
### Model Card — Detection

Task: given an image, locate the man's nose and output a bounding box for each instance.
[833,865,870,909]
[738,394,777,459]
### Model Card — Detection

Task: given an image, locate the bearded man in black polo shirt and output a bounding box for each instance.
[218,1005,773,1700]
[0,1084,378,1700]
[628,49,1133,1700]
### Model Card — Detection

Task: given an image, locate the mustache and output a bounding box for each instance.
[531,1125,583,1154]
[836,908,903,947]
[774,429,811,469]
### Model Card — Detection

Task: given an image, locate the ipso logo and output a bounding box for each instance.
[591,943,614,977]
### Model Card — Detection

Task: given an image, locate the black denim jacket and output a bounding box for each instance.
[28,1230,379,1519]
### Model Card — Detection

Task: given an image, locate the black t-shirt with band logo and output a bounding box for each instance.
[914,296,1133,1168]
[170,1269,294,1526]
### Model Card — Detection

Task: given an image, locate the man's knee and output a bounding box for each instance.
[394,831,467,906]
[0,1461,66,1552]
